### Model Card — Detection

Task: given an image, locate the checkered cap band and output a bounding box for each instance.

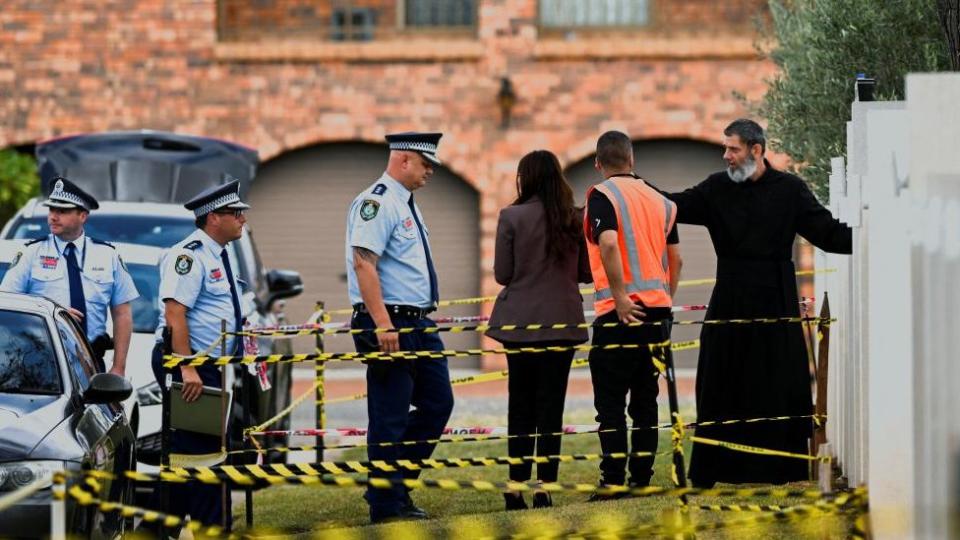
[389,141,438,154]
[194,192,242,217]
[48,182,87,209]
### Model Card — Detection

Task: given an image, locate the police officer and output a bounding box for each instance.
[151,179,249,529]
[0,176,138,375]
[346,132,455,524]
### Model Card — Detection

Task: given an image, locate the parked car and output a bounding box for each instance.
[0,131,304,466]
[0,291,135,539]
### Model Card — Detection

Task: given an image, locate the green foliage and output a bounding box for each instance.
[756,0,951,199]
[0,149,40,225]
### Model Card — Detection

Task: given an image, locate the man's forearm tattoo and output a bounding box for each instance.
[353,247,379,265]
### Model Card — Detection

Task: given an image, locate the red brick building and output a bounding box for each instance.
[0,0,779,363]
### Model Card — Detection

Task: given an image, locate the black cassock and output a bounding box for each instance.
[668,161,851,485]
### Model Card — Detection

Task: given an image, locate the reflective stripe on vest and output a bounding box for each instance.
[588,178,676,309]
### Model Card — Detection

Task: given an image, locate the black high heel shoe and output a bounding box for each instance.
[504,492,528,511]
[532,491,552,508]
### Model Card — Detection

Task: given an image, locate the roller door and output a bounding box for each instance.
[247,143,480,361]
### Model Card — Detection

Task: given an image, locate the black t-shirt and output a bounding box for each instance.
[586,180,680,245]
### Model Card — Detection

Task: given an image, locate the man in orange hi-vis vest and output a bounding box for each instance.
[584,130,683,500]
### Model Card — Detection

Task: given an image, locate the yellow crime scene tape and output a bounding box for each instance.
[238,414,825,455]
[85,451,657,486]
[56,482,233,539]
[318,339,701,406]
[322,268,835,315]
[690,436,828,462]
[164,321,830,367]
[233,316,832,338]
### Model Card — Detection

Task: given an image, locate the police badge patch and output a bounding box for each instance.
[175,254,193,275]
[10,252,21,268]
[360,199,380,221]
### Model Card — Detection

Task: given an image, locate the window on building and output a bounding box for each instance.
[218,1,478,42]
[539,0,650,29]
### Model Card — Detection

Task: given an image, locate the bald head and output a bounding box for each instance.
[386,150,434,191]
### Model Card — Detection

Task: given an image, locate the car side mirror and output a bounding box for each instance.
[265,269,303,310]
[83,373,133,404]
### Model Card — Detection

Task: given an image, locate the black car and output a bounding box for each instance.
[0,292,135,539]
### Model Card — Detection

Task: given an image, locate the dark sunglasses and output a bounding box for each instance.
[212,208,246,218]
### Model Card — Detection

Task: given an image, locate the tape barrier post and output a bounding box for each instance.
[241,321,254,528]
[315,301,325,464]
[656,342,689,512]
[159,326,172,521]
[50,474,66,540]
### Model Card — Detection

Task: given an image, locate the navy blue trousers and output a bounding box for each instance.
[351,312,454,520]
[151,342,233,529]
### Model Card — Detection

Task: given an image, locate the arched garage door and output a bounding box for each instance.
[248,143,481,358]
[564,139,723,371]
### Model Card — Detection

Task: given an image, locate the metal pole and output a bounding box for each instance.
[160,327,172,518]
[50,474,66,540]
[220,319,228,531]
[660,342,688,498]
[315,301,326,463]
[242,322,254,528]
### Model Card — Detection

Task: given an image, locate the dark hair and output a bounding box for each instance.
[195,214,207,229]
[724,118,766,154]
[596,131,633,170]
[514,150,581,262]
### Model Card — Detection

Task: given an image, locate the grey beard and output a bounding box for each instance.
[726,157,757,183]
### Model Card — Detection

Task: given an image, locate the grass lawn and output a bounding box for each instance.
[234,431,858,539]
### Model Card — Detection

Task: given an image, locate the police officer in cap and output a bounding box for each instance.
[346,131,455,523]
[151,179,249,529]
[1,176,138,374]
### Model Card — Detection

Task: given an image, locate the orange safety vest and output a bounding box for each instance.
[584,176,677,315]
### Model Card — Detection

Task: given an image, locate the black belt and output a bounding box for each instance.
[352,303,435,319]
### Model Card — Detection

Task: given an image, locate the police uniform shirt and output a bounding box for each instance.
[155,228,242,354]
[0,233,139,341]
[345,173,436,308]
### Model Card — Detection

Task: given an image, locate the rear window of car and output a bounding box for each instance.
[0,309,60,395]
[9,215,194,248]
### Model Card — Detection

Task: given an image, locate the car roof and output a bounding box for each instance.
[18,198,192,220]
[0,291,60,317]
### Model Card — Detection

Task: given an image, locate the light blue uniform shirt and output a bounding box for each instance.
[0,232,139,341]
[155,229,241,354]
[346,173,437,308]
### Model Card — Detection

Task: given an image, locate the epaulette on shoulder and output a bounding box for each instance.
[24,237,45,246]
[184,240,203,251]
[89,238,116,249]
[371,183,388,196]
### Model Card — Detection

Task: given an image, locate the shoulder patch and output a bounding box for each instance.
[24,237,45,246]
[9,251,22,268]
[175,254,194,275]
[184,240,203,251]
[372,183,387,196]
[359,199,380,221]
[89,238,116,249]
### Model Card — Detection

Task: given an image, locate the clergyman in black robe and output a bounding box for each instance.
[667,119,851,486]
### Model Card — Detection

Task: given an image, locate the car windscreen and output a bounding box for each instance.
[0,309,60,395]
[9,215,194,248]
[127,263,159,333]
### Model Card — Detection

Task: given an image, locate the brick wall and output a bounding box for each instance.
[0,0,776,304]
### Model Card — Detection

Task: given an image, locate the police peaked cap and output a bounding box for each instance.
[43,177,99,211]
[385,132,443,166]
[184,178,251,217]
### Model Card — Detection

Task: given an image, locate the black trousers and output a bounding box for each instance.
[503,343,575,483]
[588,308,672,486]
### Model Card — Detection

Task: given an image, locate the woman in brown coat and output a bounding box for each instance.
[488,150,592,510]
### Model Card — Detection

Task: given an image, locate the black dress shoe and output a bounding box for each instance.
[503,492,528,510]
[587,483,629,502]
[400,497,429,519]
[532,492,552,508]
